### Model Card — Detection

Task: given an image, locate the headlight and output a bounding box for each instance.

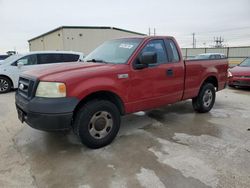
[228,70,233,78]
[36,82,66,98]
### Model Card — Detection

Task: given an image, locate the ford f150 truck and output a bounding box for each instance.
[15,36,228,149]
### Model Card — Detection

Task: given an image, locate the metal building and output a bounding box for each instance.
[28,26,146,54]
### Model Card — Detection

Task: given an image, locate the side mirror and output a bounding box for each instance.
[134,52,157,70]
[17,62,24,69]
[140,52,157,65]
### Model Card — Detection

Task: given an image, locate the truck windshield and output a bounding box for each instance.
[85,38,143,64]
[239,58,250,67]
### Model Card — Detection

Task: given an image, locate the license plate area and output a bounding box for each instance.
[17,108,26,123]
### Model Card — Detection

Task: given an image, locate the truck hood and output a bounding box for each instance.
[230,66,250,76]
[23,62,120,81]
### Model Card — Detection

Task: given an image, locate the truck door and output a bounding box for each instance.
[154,39,185,103]
[129,39,184,112]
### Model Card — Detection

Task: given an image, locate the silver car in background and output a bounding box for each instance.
[195,53,226,60]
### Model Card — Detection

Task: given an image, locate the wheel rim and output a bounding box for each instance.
[203,89,213,108]
[0,78,9,92]
[88,111,113,139]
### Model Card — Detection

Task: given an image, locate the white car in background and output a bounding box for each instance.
[0,55,10,64]
[0,51,84,93]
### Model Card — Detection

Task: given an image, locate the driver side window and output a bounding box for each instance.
[16,55,38,66]
[141,40,168,64]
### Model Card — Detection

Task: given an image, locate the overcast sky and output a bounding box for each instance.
[0,0,250,53]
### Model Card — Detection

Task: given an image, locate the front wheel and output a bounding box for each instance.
[73,100,121,149]
[192,83,216,113]
[0,76,12,94]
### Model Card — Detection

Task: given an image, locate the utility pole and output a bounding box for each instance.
[192,33,196,48]
[148,27,156,36]
[214,36,224,48]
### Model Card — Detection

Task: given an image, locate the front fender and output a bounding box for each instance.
[67,76,128,103]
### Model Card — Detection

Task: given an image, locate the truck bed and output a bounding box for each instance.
[183,59,228,100]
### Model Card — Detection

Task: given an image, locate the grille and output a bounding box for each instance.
[235,75,250,78]
[18,76,36,100]
[233,80,250,85]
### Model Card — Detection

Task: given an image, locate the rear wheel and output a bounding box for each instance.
[0,76,12,94]
[192,83,216,113]
[73,100,121,149]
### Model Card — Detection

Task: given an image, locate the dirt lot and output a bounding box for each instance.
[0,88,250,188]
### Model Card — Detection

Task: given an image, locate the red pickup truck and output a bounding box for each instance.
[16,36,228,148]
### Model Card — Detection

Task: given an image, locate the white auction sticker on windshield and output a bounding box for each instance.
[119,44,134,49]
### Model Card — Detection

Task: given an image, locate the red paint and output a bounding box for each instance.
[228,66,250,86]
[24,36,228,114]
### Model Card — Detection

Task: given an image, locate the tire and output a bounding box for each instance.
[192,83,216,113]
[73,100,121,149]
[0,76,12,94]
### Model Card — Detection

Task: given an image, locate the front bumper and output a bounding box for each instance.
[228,77,250,87]
[15,94,79,131]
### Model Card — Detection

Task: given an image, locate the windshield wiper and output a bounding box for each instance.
[86,59,108,63]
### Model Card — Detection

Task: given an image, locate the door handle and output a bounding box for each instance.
[166,69,174,76]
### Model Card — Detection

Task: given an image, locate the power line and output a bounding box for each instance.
[156,26,250,38]
[193,26,250,35]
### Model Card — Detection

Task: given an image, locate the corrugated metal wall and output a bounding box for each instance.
[29,29,64,51]
[62,28,143,54]
[29,28,144,54]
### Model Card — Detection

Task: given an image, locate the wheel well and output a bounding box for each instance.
[203,76,218,90]
[73,91,125,117]
[0,75,13,88]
